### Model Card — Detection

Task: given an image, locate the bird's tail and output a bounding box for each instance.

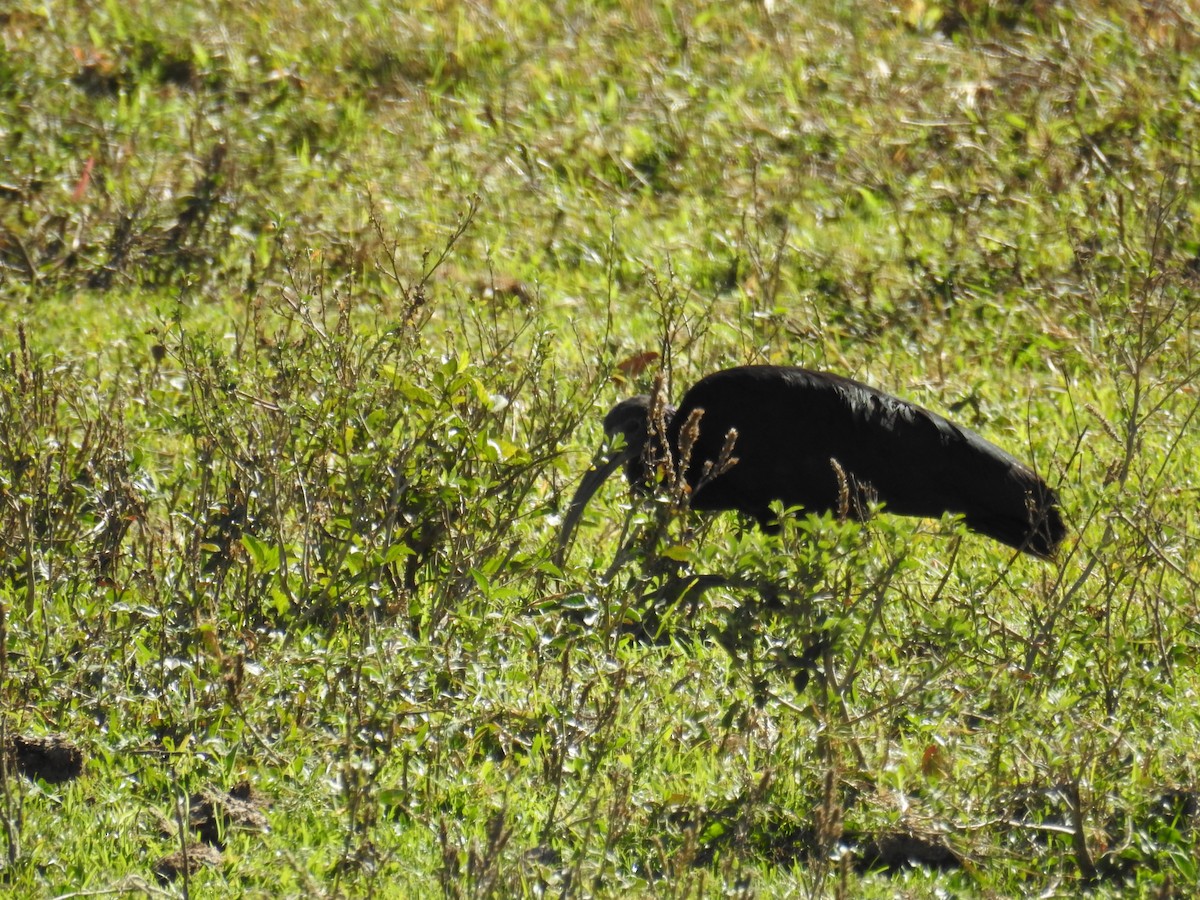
[963,472,1066,559]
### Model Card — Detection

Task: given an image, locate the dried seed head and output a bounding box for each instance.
[830,457,850,520]
[645,371,675,485]
[697,427,739,493]
[673,406,705,505]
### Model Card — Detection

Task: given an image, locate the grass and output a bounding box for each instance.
[3,0,1200,896]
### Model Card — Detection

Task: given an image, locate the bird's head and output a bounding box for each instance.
[602,394,652,475]
[555,394,674,565]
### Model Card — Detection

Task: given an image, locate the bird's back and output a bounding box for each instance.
[668,366,1063,555]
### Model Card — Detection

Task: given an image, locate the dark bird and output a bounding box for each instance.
[558,365,1065,561]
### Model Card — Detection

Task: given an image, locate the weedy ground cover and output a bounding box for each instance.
[2,1,1200,896]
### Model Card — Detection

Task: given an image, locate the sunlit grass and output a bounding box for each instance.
[2,0,1200,896]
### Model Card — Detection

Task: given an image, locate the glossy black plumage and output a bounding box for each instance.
[558,366,1065,560]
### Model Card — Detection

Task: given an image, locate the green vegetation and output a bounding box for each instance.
[3,0,1200,895]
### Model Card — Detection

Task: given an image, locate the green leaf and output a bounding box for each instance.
[378,788,408,807]
[241,534,281,573]
[661,544,694,563]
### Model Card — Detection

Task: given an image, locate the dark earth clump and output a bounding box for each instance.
[4,734,84,784]
[187,782,270,848]
[153,843,223,883]
[151,782,269,881]
[855,830,962,873]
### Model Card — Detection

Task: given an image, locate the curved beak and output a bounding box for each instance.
[554,444,631,567]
